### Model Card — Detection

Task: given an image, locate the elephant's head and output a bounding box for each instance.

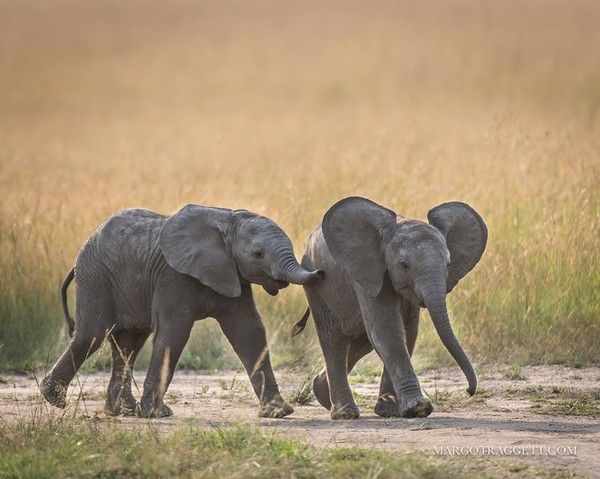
[322,197,487,395]
[160,204,322,297]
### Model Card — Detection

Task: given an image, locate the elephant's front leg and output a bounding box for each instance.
[357,281,432,418]
[138,320,192,418]
[375,303,420,417]
[215,295,293,418]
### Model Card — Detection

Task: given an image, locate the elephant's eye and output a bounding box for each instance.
[252,248,264,259]
[399,260,409,270]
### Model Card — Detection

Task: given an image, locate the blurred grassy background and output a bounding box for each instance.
[0,0,598,372]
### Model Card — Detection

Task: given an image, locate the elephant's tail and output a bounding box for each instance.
[290,308,311,337]
[61,268,75,338]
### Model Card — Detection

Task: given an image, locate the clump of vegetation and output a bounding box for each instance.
[288,375,315,405]
[218,377,248,396]
[423,387,493,411]
[503,366,527,381]
[505,386,600,417]
[529,388,600,417]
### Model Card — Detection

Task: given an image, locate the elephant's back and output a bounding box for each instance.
[91,208,165,259]
[77,209,166,285]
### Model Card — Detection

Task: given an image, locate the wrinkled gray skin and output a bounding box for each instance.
[41,205,321,419]
[299,197,487,420]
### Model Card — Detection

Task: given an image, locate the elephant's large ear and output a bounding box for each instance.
[322,197,397,297]
[427,202,488,293]
[159,204,241,298]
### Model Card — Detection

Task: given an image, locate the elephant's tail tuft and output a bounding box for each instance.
[61,268,75,338]
[290,308,311,337]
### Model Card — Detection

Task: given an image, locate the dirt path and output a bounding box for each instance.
[1,365,599,477]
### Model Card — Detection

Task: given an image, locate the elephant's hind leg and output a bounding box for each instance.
[315,331,375,419]
[374,368,400,417]
[138,309,193,418]
[41,270,112,409]
[313,334,373,411]
[41,331,104,408]
[105,330,150,416]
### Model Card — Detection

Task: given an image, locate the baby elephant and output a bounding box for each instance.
[42,205,321,418]
[293,196,487,419]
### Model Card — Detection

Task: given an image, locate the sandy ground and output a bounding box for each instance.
[1,365,599,477]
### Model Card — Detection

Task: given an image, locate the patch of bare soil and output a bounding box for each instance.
[1,365,599,477]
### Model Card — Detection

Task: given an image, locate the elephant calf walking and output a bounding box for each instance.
[41,205,321,418]
[294,197,487,419]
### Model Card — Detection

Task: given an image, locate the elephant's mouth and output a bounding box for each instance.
[398,285,426,308]
[263,279,289,296]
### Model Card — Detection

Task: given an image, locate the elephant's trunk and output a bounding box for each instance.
[274,250,322,285]
[421,282,477,396]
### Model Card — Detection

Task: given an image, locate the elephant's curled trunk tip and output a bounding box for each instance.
[467,383,477,396]
[283,262,324,285]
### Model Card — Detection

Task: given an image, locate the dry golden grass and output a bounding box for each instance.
[0,0,598,370]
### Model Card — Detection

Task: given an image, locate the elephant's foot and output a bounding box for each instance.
[399,395,432,418]
[374,393,400,417]
[331,403,360,420]
[312,372,331,410]
[104,391,139,417]
[258,398,294,418]
[136,399,174,418]
[40,376,67,409]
